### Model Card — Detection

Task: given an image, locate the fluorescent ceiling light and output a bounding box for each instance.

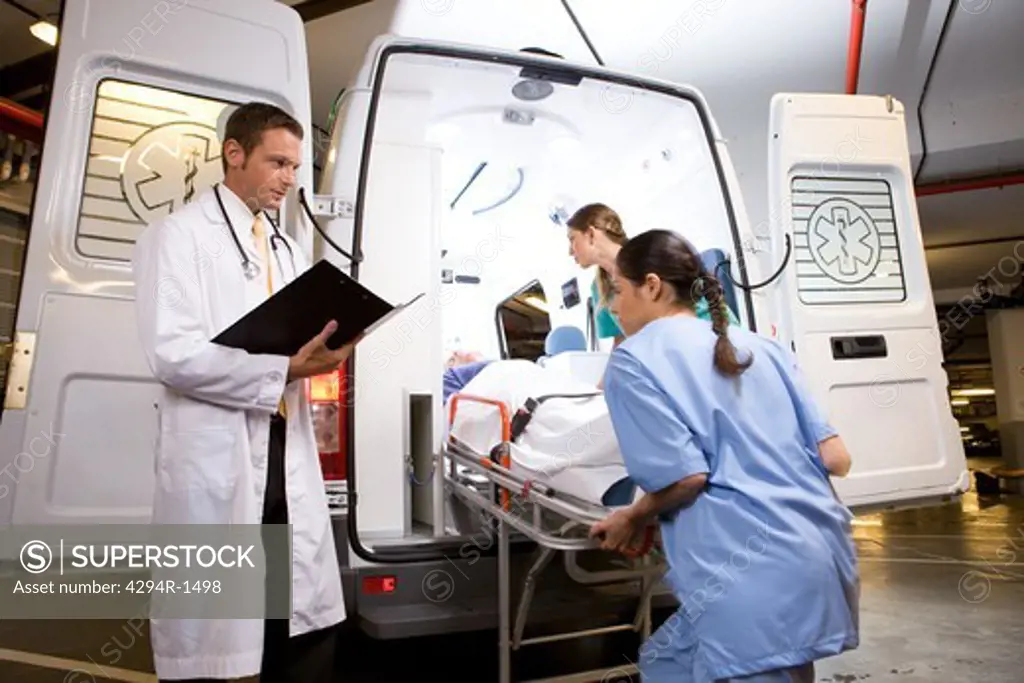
[30,21,58,47]
[950,399,969,406]
[959,426,970,433]
[850,519,881,527]
[951,388,995,397]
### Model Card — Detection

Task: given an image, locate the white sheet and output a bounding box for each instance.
[447,359,629,506]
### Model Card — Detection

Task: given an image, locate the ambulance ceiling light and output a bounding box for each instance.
[512,79,554,102]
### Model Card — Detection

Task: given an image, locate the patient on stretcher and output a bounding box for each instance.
[446,358,637,507]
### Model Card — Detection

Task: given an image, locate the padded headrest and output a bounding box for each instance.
[700,248,739,319]
[544,326,587,356]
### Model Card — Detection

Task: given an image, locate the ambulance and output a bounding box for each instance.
[0,0,967,675]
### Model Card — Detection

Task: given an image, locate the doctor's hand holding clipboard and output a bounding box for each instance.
[286,320,364,381]
[211,256,425,364]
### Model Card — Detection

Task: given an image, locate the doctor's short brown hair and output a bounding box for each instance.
[221,102,304,172]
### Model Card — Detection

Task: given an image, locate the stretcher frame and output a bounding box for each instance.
[444,393,668,683]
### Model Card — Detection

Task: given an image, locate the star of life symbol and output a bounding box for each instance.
[122,122,223,225]
[807,198,881,285]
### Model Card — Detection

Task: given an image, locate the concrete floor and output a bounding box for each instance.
[1,463,1022,682]
[816,490,1024,682]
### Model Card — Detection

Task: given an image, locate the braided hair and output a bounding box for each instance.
[616,230,752,377]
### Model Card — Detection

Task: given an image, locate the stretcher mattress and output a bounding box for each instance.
[447,359,632,506]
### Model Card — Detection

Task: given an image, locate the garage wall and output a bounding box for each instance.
[0,207,27,399]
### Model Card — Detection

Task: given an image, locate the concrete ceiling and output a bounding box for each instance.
[919,185,1023,294]
[0,0,61,110]
[0,0,59,69]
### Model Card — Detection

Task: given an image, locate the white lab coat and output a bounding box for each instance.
[132,186,346,680]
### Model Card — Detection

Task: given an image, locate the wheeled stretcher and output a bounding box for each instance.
[444,392,670,683]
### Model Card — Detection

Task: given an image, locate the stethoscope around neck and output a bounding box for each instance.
[214,183,295,282]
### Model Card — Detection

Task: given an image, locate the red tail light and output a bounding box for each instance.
[362,575,397,595]
[308,363,348,482]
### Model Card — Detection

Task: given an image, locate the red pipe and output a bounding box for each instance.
[915,172,1024,196]
[0,98,44,131]
[846,0,868,94]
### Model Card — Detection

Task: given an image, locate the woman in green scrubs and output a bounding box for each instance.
[566,203,737,349]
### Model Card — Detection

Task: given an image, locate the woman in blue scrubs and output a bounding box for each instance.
[590,230,859,682]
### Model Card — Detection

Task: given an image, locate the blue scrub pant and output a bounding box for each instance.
[638,608,816,683]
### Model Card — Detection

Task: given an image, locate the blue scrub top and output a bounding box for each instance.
[602,315,859,679]
[590,278,740,341]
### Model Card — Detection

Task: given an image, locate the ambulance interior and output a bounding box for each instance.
[429,59,736,362]
[342,49,743,545]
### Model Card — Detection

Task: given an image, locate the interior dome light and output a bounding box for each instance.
[512,79,554,101]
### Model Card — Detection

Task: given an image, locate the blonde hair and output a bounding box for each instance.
[566,203,627,305]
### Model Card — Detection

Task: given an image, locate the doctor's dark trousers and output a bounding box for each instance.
[258,412,337,682]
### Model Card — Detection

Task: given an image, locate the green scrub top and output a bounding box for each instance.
[590,278,739,340]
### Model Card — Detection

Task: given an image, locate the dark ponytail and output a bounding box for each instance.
[616,230,752,377]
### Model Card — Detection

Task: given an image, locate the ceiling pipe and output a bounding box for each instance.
[846,0,868,94]
[915,172,1024,196]
[842,0,1022,200]
[0,97,44,130]
[0,98,43,145]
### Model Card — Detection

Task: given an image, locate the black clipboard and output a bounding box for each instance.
[212,259,425,356]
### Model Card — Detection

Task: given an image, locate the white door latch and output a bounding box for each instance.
[311,195,355,219]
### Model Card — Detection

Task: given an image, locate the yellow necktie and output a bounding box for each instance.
[253,216,288,418]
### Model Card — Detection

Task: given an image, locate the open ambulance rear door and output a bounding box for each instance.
[0,0,313,531]
[768,93,970,512]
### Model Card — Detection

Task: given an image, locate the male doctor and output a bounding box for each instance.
[132,102,355,682]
